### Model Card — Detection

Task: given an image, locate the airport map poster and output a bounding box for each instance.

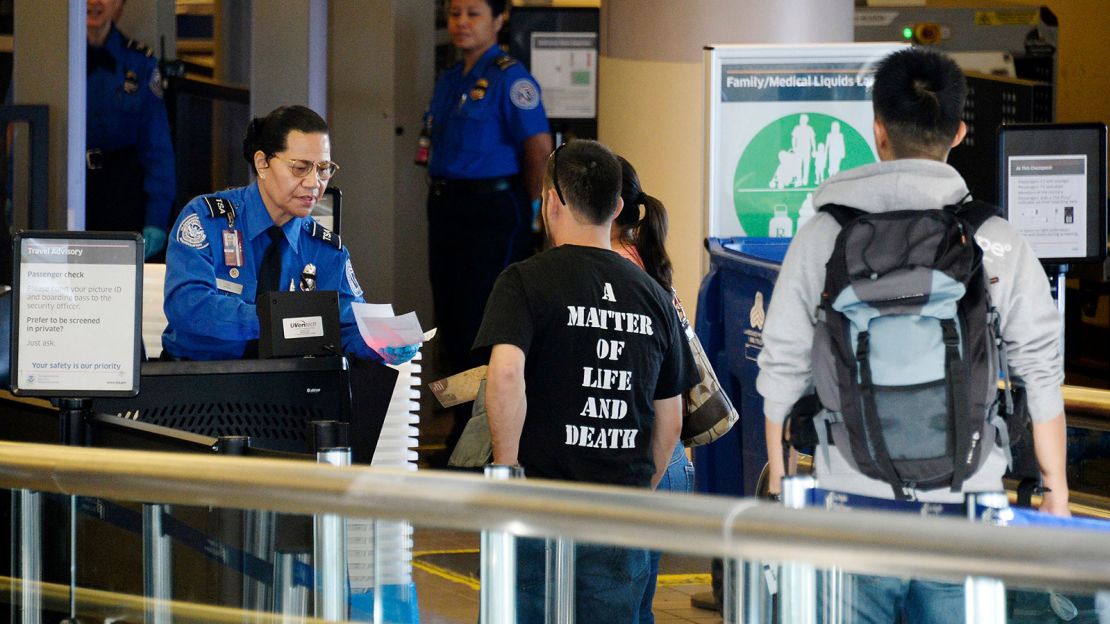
[13,235,141,396]
[705,43,903,238]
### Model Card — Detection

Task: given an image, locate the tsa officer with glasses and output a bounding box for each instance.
[162,105,418,365]
[422,0,552,451]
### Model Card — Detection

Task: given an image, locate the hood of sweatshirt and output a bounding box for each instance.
[812,158,972,213]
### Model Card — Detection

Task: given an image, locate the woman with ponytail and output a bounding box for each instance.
[611,155,694,623]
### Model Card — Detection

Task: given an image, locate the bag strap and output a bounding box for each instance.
[943,318,973,492]
[818,203,866,227]
[946,199,1000,233]
[855,330,910,500]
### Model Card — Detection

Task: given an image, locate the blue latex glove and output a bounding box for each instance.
[531,198,542,233]
[379,343,420,365]
[142,226,167,260]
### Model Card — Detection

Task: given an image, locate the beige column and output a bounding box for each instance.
[13,0,85,229]
[598,0,854,313]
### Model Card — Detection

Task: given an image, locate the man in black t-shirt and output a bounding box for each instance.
[473,140,698,622]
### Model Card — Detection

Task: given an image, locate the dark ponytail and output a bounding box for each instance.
[616,156,673,291]
[242,105,330,174]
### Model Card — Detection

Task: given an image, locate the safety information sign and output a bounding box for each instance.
[705,43,903,238]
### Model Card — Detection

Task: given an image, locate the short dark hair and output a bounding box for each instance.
[546,140,622,225]
[242,105,330,173]
[448,0,507,15]
[872,48,967,159]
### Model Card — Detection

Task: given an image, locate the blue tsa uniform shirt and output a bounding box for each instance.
[426,46,549,179]
[162,183,373,361]
[86,26,175,231]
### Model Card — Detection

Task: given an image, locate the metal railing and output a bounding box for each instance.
[0,440,1109,599]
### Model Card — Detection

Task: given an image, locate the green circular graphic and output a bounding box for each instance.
[733,112,875,237]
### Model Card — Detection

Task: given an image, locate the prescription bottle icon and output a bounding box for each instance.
[769,204,793,238]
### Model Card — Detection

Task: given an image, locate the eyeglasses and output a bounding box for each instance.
[272,157,340,181]
[551,143,567,205]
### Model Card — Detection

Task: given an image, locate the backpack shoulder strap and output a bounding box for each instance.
[947,199,1001,233]
[817,203,866,227]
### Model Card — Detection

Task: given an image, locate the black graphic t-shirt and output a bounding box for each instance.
[473,245,698,487]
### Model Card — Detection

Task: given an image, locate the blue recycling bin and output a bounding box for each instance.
[693,237,790,497]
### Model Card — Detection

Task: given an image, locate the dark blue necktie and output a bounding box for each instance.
[256,226,284,303]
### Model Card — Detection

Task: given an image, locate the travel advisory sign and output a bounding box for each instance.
[705,43,903,238]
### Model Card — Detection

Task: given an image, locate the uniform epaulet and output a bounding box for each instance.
[493,55,517,71]
[306,218,342,250]
[125,37,154,58]
[201,196,236,227]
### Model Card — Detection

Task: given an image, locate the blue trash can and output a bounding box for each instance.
[693,237,789,497]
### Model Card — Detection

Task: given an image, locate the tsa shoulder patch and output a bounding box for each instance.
[509,78,540,111]
[202,196,237,224]
[176,213,208,249]
[345,259,363,297]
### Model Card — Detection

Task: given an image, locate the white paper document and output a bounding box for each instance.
[352,302,436,351]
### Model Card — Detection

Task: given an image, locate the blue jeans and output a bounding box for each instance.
[515,537,650,624]
[832,574,964,623]
[638,444,695,623]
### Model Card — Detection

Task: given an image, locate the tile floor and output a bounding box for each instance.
[411,528,723,624]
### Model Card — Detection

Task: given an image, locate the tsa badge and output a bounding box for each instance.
[470,78,488,101]
[123,70,139,94]
[300,263,317,292]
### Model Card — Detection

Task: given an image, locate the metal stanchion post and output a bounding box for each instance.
[273,552,310,622]
[481,464,523,624]
[14,489,42,624]
[545,536,575,624]
[143,503,172,624]
[313,420,351,622]
[780,476,818,624]
[965,492,1009,624]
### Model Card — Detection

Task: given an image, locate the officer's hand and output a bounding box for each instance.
[143,226,168,260]
[378,343,420,365]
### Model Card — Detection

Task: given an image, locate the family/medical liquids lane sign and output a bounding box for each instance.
[705,43,904,239]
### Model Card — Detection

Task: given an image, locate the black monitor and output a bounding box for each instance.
[90,355,398,463]
[998,123,1107,264]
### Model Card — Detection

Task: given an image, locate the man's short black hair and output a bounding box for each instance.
[546,140,622,225]
[872,47,967,159]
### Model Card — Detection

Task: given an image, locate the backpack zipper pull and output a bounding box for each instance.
[957,220,967,245]
[965,430,981,464]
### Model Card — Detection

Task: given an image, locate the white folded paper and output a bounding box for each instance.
[352,302,436,351]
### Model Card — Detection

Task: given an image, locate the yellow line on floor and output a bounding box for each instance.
[414,549,709,591]
[412,560,481,591]
[657,573,711,586]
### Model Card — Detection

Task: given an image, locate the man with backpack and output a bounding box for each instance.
[756,47,1069,618]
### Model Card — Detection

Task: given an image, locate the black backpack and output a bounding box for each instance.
[799,200,1013,500]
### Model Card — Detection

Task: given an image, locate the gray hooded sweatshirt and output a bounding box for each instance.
[755,158,1064,500]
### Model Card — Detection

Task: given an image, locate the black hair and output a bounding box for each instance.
[872,48,967,159]
[448,0,507,15]
[615,156,673,291]
[545,140,622,225]
[242,105,330,174]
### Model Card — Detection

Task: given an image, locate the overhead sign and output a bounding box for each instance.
[11,232,142,397]
[705,43,904,238]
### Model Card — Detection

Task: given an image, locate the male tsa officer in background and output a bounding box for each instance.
[86,0,175,260]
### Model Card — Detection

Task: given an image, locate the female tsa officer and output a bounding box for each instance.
[162,105,417,364]
[423,0,553,379]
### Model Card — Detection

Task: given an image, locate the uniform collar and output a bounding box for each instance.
[463,44,502,78]
[244,182,305,253]
[102,25,125,57]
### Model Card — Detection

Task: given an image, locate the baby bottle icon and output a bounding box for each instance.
[769,204,793,238]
